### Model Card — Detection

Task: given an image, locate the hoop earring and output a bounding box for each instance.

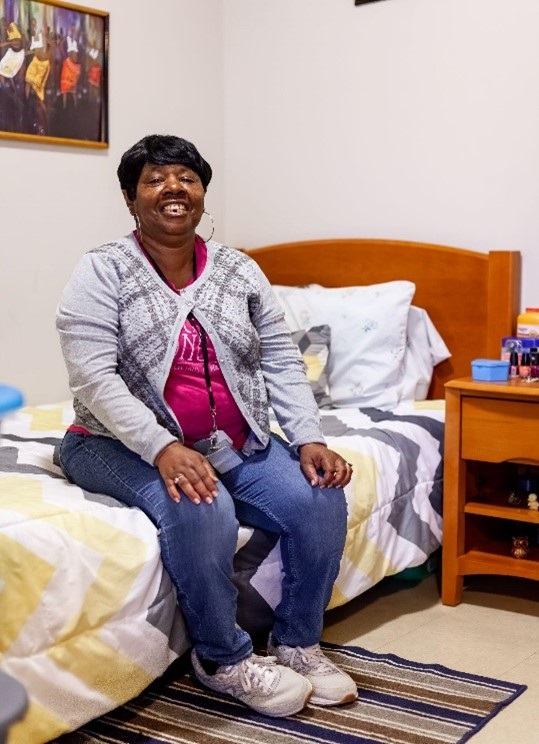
[198,210,215,243]
[130,209,140,233]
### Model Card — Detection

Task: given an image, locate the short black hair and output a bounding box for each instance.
[117,134,213,200]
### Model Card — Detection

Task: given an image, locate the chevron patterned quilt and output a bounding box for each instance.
[0,400,444,743]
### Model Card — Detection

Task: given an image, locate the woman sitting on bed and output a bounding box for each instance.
[56,133,356,718]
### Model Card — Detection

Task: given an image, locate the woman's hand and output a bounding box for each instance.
[299,443,353,489]
[155,441,219,504]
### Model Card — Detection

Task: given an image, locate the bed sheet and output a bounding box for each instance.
[0,400,443,742]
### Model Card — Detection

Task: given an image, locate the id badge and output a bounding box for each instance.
[193,430,243,474]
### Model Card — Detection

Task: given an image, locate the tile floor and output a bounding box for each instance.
[322,571,538,743]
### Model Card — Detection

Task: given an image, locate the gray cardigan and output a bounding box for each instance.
[56,235,324,465]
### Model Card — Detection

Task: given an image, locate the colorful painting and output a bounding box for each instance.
[0,0,108,148]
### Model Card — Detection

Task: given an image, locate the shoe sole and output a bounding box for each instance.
[309,690,358,706]
[251,682,313,717]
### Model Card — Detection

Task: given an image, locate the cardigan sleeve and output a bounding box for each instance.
[56,251,177,464]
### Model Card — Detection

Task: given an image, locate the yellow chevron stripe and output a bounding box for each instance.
[23,405,66,432]
[8,697,70,744]
[327,448,397,609]
[49,632,155,702]
[0,532,55,652]
[1,474,155,710]
[303,353,324,381]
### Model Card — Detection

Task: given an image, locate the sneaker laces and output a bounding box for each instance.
[221,654,278,695]
[288,645,339,676]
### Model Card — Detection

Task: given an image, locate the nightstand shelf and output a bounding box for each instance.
[458,550,539,579]
[464,500,539,523]
[442,377,539,605]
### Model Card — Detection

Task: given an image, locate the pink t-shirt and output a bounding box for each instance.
[162,239,249,450]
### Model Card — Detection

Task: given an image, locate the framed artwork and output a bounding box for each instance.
[0,0,109,148]
[355,1,389,5]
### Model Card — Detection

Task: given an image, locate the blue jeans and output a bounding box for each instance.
[59,431,347,666]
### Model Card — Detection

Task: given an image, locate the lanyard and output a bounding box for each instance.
[190,313,219,446]
[137,235,219,447]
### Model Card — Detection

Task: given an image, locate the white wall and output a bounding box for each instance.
[223,0,538,302]
[3,0,539,403]
[0,0,223,403]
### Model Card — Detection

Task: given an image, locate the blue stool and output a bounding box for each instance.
[0,385,24,416]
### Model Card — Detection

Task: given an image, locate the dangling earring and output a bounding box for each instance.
[198,210,215,243]
[131,209,141,236]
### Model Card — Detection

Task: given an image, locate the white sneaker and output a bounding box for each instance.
[268,643,358,706]
[191,650,312,717]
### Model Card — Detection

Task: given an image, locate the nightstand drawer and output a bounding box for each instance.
[461,397,539,462]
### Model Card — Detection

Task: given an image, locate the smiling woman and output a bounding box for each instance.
[55,133,358,717]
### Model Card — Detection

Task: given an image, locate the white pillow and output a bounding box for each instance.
[396,306,451,402]
[272,281,415,409]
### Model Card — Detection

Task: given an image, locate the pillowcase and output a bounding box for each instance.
[396,306,451,402]
[291,325,332,408]
[273,281,415,409]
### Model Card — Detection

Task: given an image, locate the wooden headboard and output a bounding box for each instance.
[243,238,521,399]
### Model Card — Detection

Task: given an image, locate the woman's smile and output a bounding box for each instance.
[162,202,188,215]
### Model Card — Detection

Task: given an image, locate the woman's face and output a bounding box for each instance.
[128,163,205,244]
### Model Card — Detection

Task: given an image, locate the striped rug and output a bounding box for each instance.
[55,643,526,744]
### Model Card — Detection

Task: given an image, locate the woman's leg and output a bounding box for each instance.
[219,433,348,648]
[59,432,252,666]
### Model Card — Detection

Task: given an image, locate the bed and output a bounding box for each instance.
[0,238,520,743]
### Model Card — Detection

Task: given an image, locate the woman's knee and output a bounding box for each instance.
[158,490,239,550]
[290,484,347,539]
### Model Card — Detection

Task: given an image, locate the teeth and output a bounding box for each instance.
[163,204,186,214]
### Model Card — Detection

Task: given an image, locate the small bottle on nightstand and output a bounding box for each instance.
[519,351,531,379]
[509,351,519,378]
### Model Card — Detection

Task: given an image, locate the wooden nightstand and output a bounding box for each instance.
[442,377,539,605]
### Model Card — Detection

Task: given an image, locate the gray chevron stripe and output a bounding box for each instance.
[319,412,442,549]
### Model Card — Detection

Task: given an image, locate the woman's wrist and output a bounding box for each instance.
[298,441,326,451]
[154,441,180,467]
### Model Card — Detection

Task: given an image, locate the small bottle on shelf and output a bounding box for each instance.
[519,351,531,379]
[509,351,519,378]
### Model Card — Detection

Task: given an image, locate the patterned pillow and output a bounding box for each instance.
[291,325,332,408]
[274,282,415,409]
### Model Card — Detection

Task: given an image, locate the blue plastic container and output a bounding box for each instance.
[0,385,24,415]
[471,359,510,382]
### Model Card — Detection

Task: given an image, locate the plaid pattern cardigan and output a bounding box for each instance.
[57,235,323,464]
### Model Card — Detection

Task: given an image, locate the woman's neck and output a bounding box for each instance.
[135,230,197,289]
